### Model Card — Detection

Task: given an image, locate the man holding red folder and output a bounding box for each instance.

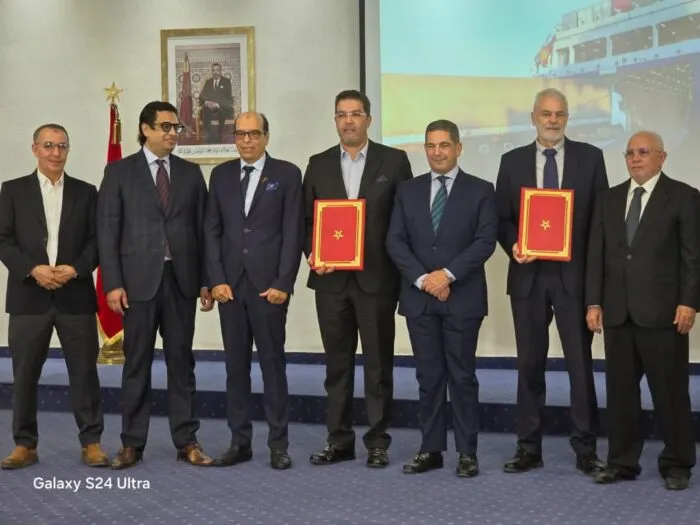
[495,88,609,474]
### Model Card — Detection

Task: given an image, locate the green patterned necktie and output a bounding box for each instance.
[431,175,448,233]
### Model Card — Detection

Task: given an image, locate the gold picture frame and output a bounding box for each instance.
[161,26,255,164]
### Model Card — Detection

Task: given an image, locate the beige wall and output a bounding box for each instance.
[0,0,697,360]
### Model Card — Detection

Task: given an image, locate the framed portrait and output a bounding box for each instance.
[161,26,255,164]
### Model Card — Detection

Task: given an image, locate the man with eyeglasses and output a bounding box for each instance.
[0,124,108,469]
[97,101,215,470]
[495,88,609,475]
[205,112,303,470]
[303,89,413,468]
[586,131,699,490]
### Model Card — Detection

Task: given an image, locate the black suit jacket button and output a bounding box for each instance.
[243,228,251,233]
[626,254,632,260]
[432,245,436,250]
[243,248,249,254]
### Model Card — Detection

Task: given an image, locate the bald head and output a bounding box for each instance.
[625,130,666,185]
[627,130,664,151]
[233,111,270,163]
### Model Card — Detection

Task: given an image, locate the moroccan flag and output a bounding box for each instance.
[96,103,124,350]
[180,53,194,131]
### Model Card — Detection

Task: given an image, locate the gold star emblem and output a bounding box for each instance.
[333,230,344,240]
[540,219,551,231]
[104,82,124,103]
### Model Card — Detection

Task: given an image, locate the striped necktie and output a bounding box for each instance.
[431,175,448,234]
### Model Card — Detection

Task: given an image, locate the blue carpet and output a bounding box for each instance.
[0,411,698,525]
[1,358,700,439]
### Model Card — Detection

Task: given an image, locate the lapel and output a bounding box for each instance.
[27,172,48,236]
[357,140,384,199]
[166,155,184,217]
[58,174,75,237]
[247,154,271,217]
[560,138,577,190]
[523,142,537,188]
[630,173,669,248]
[136,151,162,213]
[611,180,630,246]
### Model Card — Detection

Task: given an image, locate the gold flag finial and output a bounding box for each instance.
[104,81,124,104]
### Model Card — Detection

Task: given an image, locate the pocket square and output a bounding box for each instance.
[265,180,279,191]
[376,174,389,183]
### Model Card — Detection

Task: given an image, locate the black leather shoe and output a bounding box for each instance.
[309,444,356,465]
[503,448,543,473]
[594,466,637,484]
[111,447,143,470]
[664,471,690,491]
[576,454,606,475]
[456,454,479,478]
[270,449,292,470]
[402,452,444,474]
[212,444,253,467]
[366,448,389,468]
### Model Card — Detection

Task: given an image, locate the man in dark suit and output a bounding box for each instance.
[0,124,108,469]
[205,112,304,470]
[198,63,234,144]
[586,131,699,490]
[97,101,214,470]
[303,90,413,468]
[387,120,497,477]
[495,88,608,474]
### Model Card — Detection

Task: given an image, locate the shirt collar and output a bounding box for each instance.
[629,172,661,194]
[535,138,565,154]
[431,165,459,181]
[37,169,64,188]
[241,153,267,173]
[340,140,369,160]
[142,146,170,167]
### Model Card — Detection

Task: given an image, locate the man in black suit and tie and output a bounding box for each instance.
[199,63,234,144]
[586,131,699,490]
[97,101,215,470]
[0,124,108,469]
[304,90,413,468]
[205,112,304,470]
[496,88,608,474]
[387,120,498,477]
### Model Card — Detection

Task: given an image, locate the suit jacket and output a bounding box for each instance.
[199,76,234,116]
[585,173,700,328]
[0,172,98,315]
[495,137,609,298]
[303,140,413,295]
[386,170,498,319]
[205,154,304,294]
[97,150,208,302]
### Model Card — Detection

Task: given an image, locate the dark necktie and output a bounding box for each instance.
[543,148,559,189]
[431,175,448,234]
[241,165,255,213]
[626,186,645,245]
[155,159,171,257]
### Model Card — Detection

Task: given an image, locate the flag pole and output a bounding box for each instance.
[97,82,125,365]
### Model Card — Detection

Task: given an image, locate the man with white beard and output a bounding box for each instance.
[494,88,609,475]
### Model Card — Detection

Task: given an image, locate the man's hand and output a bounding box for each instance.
[307,253,335,275]
[30,265,61,290]
[512,243,537,264]
[212,284,234,303]
[200,287,215,312]
[434,287,450,302]
[586,306,603,334]
[53,265,77,285]
[423,270,451,295]
[674,305,696,334]
[107,288,129,315]
[260,288,289,305]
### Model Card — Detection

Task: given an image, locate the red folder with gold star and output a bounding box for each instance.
[517,188,574,262]
[311,199,366,270]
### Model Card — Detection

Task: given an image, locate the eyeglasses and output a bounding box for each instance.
[234,130,265,140]
[334,111,367,120]
[623,148,663,159]
[152,121,185,134]
[36,142,70,152]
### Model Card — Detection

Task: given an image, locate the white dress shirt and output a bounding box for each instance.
[625,172,660,219]
[535,139,565,189]
[340,141,368,199]
[37,170,64,266]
